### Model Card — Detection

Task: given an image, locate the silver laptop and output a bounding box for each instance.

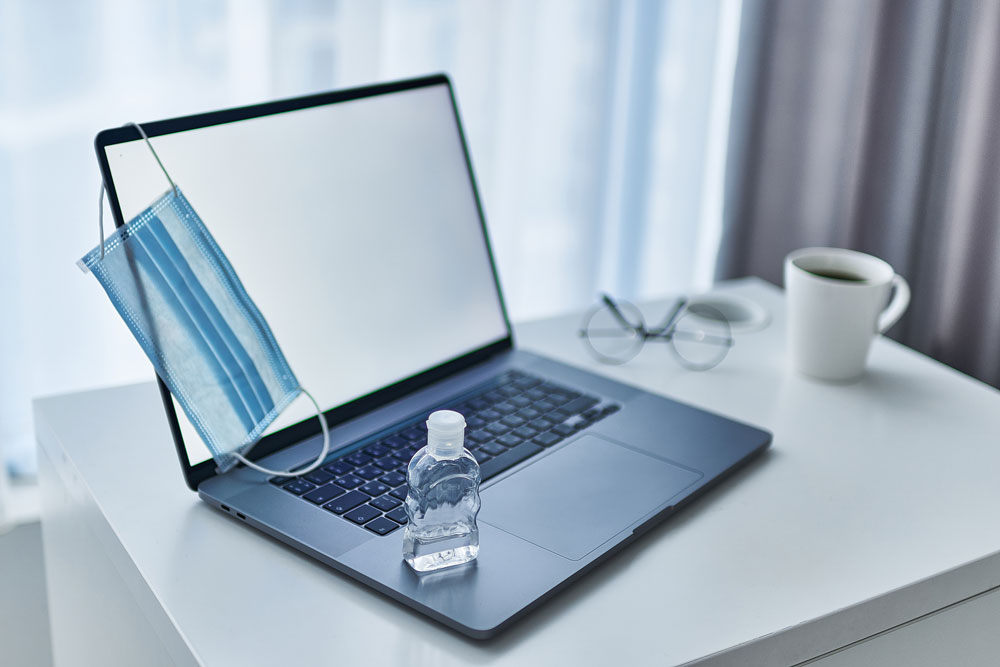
[95,74,771,639]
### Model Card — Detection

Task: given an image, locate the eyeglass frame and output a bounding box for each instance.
[578,293,734,370]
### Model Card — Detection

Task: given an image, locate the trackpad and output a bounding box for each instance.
[479,434,703,560]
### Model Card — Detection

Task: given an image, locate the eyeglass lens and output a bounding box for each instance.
[580,298,645,364]
[669,304,732,370]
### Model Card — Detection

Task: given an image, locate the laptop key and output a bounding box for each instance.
[370,494,401,511]
[360,481,390,497]
[500,415,526,428]
[478,409,502,421]
[386,507,409,524]
[518,407,542,420]
[525,389,546,401]
[544,393,571,407]
[467,398,489,411]
[355,465,382,480]
[380,471,407,487]
[324,490,368,514]
[303,469,335,486]
[269,476,290,485]
[561,396,600,415]
[334,474,364,489]
[546,385,581,400]
[282,479,317,495]
[471,449,493,464]
[510,395,532,408]
[553,423,578,437]
[529,418,555,431]
[384,435,409,449]
[559,389,584,401]
[480,442,544,481]
[513,377,541,389]
[346,452,373,466]
[362,443,390,458]
[512,426,538,440]
[401,427,424,441]
[467,429,492,444]
[365,517,400,536]
[482,441,508,456]
[303,483,347,505]
[485,422,509,436]
[533,432,563,447]
[344,504,382,526]
[389,485,409,500]
[497,434,523,448]
[323,461,354,476]
[483,389,506,402]
[374,456,398,471]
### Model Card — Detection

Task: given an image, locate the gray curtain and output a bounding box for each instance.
[716,0,1000,387]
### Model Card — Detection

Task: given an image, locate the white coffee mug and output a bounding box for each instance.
[785,247,910,382]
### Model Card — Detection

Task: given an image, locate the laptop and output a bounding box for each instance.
[95,74,771,639]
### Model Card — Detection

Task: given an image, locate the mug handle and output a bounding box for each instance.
[877,274,910,333]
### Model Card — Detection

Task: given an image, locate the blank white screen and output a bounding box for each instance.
[104,84,508,466]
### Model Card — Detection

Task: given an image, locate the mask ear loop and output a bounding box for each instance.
[98,123,331,478]
[230,388,331,477]
[98,122,178,260]
[98,183,108,260]
[127,121,179,192]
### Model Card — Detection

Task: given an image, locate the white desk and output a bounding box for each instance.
[36,278,1000,666]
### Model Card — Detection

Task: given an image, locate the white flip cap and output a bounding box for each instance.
[426,410,466,456]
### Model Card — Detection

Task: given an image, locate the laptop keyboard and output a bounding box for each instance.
[268,370,621,536]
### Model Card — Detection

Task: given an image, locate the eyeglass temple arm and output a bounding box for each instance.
[601,293,642,331]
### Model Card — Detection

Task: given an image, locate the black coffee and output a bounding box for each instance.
[804,268,868,282]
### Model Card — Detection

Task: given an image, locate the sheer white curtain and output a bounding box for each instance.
[0,0,740,475]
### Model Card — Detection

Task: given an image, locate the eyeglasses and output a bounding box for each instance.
[578,294,734,370]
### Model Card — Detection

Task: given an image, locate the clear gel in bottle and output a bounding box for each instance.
[403,410,481,572]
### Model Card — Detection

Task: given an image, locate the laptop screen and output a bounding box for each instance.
[103,82,509,467]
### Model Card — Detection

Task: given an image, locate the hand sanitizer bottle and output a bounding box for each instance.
[403,410,481,572]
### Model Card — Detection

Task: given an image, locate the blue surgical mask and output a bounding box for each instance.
[79,123,328,476]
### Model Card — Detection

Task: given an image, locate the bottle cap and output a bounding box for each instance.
[426,410,466,456]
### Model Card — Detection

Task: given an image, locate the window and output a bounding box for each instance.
[0,0,740,475]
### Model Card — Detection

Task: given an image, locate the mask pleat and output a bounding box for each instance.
[130,220,259,432]
[144,212,275,420]
[173,195,295,388]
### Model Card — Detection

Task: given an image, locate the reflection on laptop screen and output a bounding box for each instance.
[105,84,509,465]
